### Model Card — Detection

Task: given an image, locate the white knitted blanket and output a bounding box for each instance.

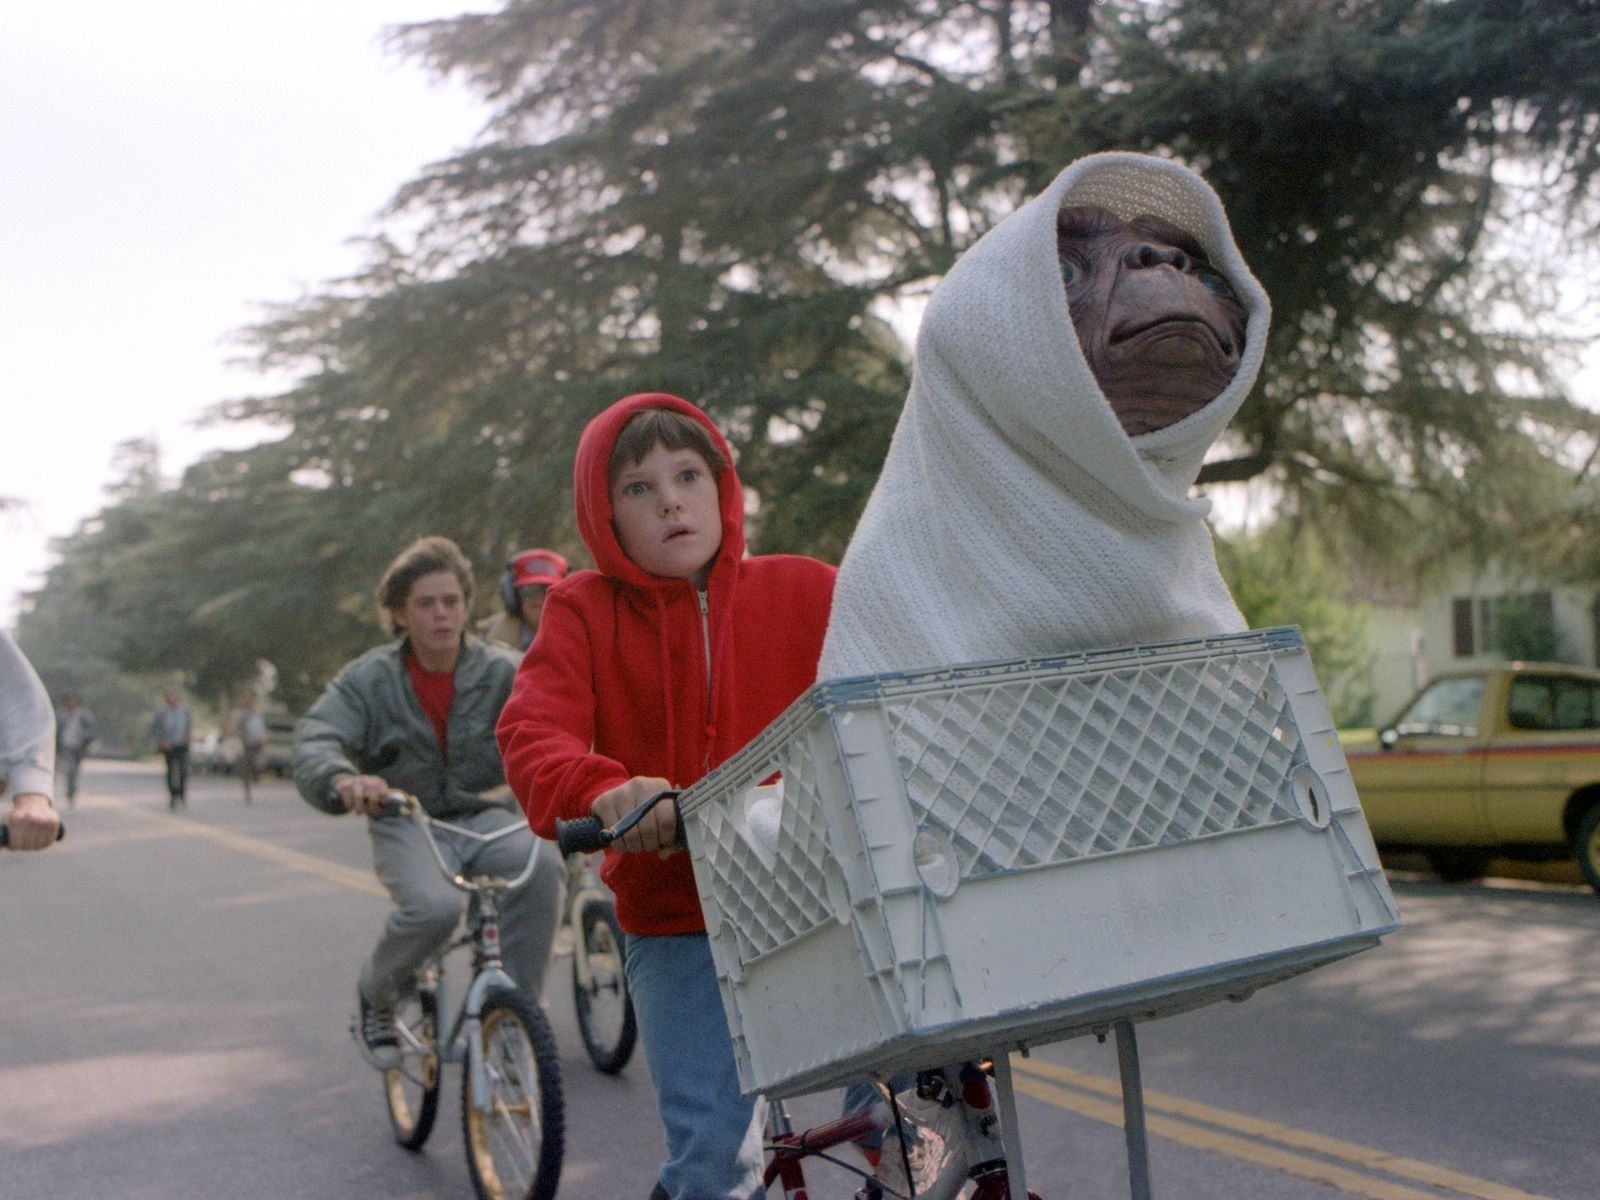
[818,153,1271,679]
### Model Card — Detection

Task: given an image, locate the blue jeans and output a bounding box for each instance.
[624,932,765,1200]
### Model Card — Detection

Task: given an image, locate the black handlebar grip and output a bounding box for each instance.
[556,815,609,856]
[0,821,66,849]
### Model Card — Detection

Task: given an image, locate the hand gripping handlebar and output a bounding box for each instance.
[555,789,681,855]
[0,821,65,848]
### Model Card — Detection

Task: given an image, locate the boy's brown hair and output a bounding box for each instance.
[375,535,475,633]
[608,407,730,487]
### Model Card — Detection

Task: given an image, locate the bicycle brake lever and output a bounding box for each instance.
[375,790,413,819]
[606,789,681,844]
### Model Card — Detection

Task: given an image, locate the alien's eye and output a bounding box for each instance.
[1197,269,1235,300]
[1060,256,1080,289]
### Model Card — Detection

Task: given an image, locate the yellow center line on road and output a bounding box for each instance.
[81,794,387,899]
[1012,1057,1553,1200]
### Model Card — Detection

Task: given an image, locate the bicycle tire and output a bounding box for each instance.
[572,900,638,1074]
[462,988,564,1200]
[384,985,441,1150]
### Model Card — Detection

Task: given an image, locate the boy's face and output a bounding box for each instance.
[610,443,723,590]
[397,569,468,658]
[517,585,549,630]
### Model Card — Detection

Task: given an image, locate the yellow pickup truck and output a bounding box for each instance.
[1346,663,1600,893]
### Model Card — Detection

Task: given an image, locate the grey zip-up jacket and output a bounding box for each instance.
[293,636,521,819]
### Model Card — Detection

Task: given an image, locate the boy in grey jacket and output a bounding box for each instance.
[293,536,565,1065]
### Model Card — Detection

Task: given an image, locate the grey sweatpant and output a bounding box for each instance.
[359,807,565,1008]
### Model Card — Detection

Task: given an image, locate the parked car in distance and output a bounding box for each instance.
[1347,663,1600,893]
[193,730,241,775]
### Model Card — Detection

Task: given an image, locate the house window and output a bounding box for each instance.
[1453,591,1555,660]
[1452,598,1473,657]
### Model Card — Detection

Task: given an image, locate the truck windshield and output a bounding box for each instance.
[1392,676,1486,738]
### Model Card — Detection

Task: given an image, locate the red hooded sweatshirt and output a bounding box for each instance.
[496,393,837,935]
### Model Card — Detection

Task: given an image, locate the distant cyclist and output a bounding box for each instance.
[233,694,266,804]
[479,547,568,653]
[55,692,96,806]
[292,535,565,1067]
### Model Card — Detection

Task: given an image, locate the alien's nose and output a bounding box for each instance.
[1123,242,1190,272]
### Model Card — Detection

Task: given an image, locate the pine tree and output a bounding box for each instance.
[27,0,1600,696]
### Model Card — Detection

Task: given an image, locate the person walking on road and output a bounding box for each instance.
[55,692,96,807]
[149,689,192,810]
[233,695,267,804]
[2,629,62,851]
[292,535,565,1068]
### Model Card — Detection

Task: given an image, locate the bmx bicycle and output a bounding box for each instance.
[558,794,1057,1200]
[559,846,638,1073]
[365,791,564,1200]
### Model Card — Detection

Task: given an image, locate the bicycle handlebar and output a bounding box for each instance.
[555,789,681,855]
[363,789,544,893]
[0,821,66,849]
[373,792,410,820]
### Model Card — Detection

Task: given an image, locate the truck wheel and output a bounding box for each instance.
[1425,849,1489,883]
[1574,807,1600,895]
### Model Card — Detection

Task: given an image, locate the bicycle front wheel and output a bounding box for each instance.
[462,989,564,1200]
[572,899,638,1074]
[385,985,441,1150]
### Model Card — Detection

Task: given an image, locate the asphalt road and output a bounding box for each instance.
[1,760,1594,1200]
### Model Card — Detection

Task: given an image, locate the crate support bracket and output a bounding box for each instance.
[991,1051,1029,1200]
[1114,1018,1154,1200]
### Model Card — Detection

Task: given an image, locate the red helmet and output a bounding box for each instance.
[509,548,569,589]
[502,549,569,613]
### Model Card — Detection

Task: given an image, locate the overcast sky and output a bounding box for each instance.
[1,2,487,625]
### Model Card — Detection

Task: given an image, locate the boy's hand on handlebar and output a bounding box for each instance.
[593,777,678,856]
[335,774,395,815]
[5,793,61,851]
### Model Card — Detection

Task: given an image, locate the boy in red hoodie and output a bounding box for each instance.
[497,393,835,1200]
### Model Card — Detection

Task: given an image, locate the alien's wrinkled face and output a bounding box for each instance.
[1057,204,1247,437]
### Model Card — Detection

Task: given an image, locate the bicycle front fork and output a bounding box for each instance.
[924,1063,1042,1200]
[463,896,517,1115]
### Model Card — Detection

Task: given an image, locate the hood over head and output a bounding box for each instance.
[573,392,746,590]
[819,153,1269,678]
[918,151,1270,524]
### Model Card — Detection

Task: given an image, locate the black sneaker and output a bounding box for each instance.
[357,990,400,1069]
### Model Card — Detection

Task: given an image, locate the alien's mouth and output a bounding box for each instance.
[1110,316,1233,356]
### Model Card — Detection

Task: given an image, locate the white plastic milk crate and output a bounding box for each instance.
[678,627,1402,1100]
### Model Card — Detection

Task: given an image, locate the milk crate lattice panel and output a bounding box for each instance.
[885,653,1304,878]
[692,731,842,963]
